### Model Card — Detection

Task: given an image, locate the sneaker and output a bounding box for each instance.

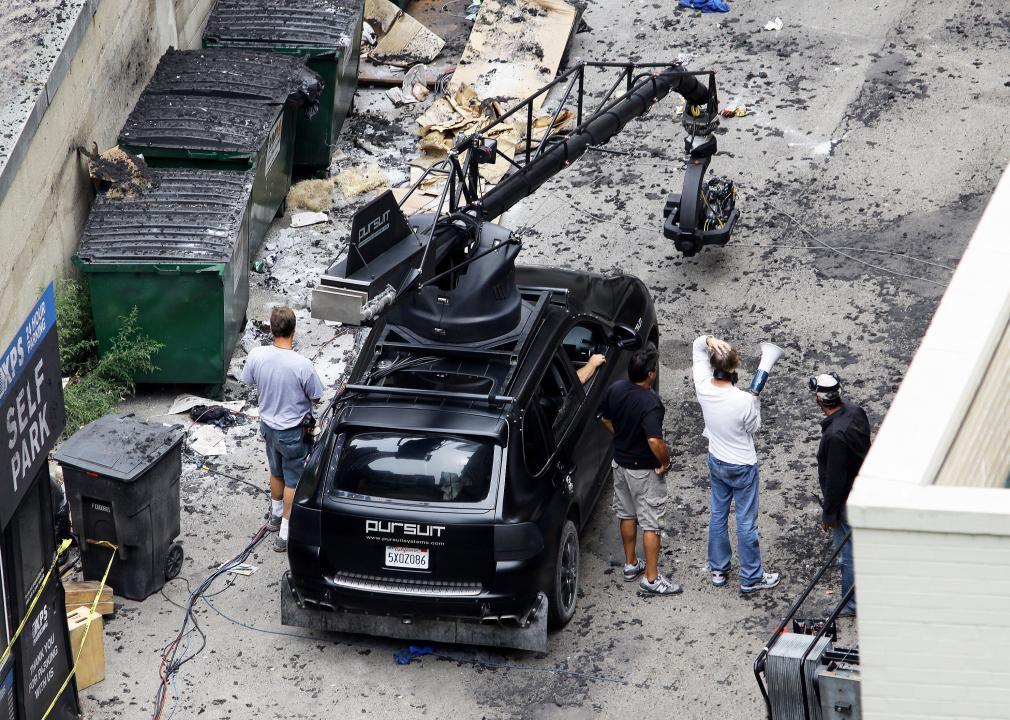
[273,536,288,553]
[740,572,780,594]
[266,513,282,532]
[639,574,683,595]
[623,558,646,582]
[836,604,857,618]
[711,570,727,588]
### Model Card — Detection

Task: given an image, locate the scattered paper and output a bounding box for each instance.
[222,562,258,576]
[188,424,229,456]
[414,82,574,186]
[169,394,244,416]
[362,21,377,46]
[291,211,329,228]
[763,17,783,31]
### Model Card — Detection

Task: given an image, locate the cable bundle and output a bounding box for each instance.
[152,523,269,720]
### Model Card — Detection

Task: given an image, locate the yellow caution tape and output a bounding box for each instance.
[41,540,118,720]
[0,538,73,668]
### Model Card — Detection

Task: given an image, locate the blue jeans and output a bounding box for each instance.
[832,510,856,613]
[707,454,764,586]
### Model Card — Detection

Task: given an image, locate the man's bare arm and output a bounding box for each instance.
[648,437,671,475]
[600,417,615,434]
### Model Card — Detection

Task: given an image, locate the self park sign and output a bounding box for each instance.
[0,284,65,531]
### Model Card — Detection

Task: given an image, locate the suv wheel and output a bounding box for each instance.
[548,519,579,628]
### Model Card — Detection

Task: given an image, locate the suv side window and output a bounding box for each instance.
[522,401,553,476]
[562,320,608,387]
[539,353,582,438]
[562,322,605,364]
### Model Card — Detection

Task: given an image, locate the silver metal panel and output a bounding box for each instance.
[766,633,833,720]
[818,666,861,720]
[330,572,483,598]
[310,285,367,325]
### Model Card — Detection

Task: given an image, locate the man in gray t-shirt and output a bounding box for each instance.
[241,306,324,552]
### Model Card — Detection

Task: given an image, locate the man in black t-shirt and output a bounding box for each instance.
[600,343,682,596]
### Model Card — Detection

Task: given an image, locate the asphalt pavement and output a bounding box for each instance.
[85,0,1010,718]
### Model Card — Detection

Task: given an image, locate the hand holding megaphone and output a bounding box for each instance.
[749,342,784,394]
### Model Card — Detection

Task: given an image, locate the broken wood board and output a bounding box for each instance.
[359,0,471,86]
[64,580,115,616]
[450,0,577,111]
[364,0,445,68]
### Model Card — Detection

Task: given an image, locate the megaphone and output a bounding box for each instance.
[749,342,784,394]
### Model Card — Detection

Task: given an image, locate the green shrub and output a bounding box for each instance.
[55,278,97,376]
[57,284,164,436]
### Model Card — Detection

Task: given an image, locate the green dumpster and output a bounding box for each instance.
[73,169,254,388]
[119,91,294,253]
[203,0,364,170]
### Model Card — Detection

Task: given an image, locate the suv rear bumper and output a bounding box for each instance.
[281,572,548,652]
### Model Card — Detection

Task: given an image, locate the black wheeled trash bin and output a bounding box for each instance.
[54,413,185,601]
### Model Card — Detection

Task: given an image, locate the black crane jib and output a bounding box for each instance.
[473,64,714,221]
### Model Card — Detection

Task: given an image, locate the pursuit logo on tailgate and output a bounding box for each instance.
[365,519,446,538]
[361,517,444,545]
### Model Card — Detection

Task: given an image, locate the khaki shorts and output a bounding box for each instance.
[611,463,667,533]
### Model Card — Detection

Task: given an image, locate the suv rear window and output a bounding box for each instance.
[332,432,494,503]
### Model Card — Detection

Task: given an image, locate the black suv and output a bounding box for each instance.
[284,260,657,650]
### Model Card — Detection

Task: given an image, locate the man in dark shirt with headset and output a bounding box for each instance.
[811,372,871,617]
[600,343,682,596]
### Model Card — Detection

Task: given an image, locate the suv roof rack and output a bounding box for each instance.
[356,287,555,406]
[342,384,515,407]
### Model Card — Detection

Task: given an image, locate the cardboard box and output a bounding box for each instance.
[66,607,105,690]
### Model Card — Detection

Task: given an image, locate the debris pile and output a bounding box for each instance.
[414,83,574,186]
[78,143,158,199]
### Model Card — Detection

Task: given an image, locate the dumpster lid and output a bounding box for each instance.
[204,0,360,49]
[147,48,323,108]
[76,168,253,264]
[120,94,282,155]
[54,413,184,483]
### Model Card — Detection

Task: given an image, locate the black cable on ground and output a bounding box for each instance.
[152,523,270,720]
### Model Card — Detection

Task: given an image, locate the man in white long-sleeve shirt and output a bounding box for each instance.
[692,335,779,594]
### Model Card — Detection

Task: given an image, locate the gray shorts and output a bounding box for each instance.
[611,463,667,533]
[261,421,309,489]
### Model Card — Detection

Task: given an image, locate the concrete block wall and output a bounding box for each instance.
[0,0,215,345]
[854,526,1010,719]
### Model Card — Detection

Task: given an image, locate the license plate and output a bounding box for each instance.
[385,546,429,570]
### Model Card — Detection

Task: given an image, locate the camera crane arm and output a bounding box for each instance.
[311,61,737,327]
